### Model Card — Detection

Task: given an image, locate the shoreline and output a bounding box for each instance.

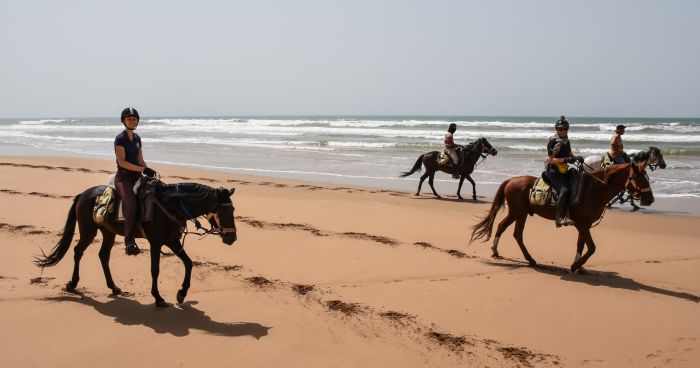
[1,146,698,217]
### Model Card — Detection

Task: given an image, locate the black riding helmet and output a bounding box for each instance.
[555,116,569,130]
[447,123,457,134]
[121,107,140,122]
[121,107,140,130]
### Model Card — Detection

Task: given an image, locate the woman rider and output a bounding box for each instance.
[546,116,582,228]
[114,107,156,255]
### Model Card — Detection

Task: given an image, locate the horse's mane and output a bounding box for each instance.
[631,146,658,163]
[589,163,630,183]
[463,137,484,152]
[158,182,218,206]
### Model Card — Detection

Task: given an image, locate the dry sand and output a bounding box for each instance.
[0,156,698,367]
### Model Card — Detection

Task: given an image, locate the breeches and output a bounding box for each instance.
[115,172,139,239]
[547,169,573,219]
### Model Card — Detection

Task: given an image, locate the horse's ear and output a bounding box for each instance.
[229,187,235,197]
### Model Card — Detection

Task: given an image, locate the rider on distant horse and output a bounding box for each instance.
[546,116,583,228]
[114,107,157,256]
[444,123,461,179]
[610,124,630,164]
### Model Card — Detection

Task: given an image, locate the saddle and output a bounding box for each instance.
[93,175,160,224]
[529,170,585,207]
[601,153,613,168]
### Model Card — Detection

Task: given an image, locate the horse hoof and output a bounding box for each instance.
[155,300,171,308]
[472,196,477,201]
[176,290,186,304]
[457,196,464,200]
[65,281,76,291]
[528,260,537,267]
[414,193,420,196]
[491,252,501,259]
[111,287,122,296]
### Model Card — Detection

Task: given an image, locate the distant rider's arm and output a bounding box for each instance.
[115,145,145,173]
[548,155,567,165]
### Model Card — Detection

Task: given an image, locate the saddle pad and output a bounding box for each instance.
[94,187,117,223]
[437,151,449,165]
[529,177,553,206]
[601,153,613,167]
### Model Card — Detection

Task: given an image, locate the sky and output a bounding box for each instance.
[1,0,698,118]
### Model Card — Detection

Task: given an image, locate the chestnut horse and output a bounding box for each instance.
[400,137,497,200]
[469,163,653,272]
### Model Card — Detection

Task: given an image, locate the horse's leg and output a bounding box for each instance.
[166,239,193,304]
[456,176,465,200]
[513,214,536,266]
[465,174,477,201]
[97,230,121,295]
[428,173,441,198]
[491,212,515,258]
[66,223,98,292]
[416,172,430,196]
[572,232,587,274]
[150,242,168,307]
[571,227,596,272]
[629,195,640,211]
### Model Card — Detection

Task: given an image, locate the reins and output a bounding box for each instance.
[150,181,234,251]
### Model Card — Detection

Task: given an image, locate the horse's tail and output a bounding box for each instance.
[34,194,80,268]
[469,179,508,244]
[400,155,424,177]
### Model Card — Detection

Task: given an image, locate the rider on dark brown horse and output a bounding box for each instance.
[546,116,583,228]
[444,123,461,179]
[114,107,157,256]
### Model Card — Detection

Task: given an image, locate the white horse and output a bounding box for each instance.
[583,146,666,173]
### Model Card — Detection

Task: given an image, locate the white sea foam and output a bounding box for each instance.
[17,119,67,125]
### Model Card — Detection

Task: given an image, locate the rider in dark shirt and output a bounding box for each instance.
[114,107,156,255]
[546,116,582,228]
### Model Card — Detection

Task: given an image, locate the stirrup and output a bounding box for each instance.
[125,240,141,256]
[556,218,575,228]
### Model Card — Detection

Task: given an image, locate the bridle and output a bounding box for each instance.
[625,165,651,199]
[204,202,237,237]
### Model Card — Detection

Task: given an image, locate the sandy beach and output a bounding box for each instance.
[0,155,698,367]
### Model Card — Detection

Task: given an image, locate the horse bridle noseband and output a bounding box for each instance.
[209,202,237,236]
[625,166,651,198]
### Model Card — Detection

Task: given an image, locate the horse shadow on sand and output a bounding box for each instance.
[481,258,699,303]
[43,293,271,338]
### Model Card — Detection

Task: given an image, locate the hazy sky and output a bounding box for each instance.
[1,0,698,118]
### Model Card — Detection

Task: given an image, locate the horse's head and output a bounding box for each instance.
[206,187,237,245]
[649,146,666,170]
[479,137,497,156]
[626,164,654,206]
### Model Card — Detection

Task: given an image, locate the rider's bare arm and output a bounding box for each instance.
[115,146,145,172]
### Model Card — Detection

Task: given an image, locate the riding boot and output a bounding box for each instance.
[125,237,141,256]
[554,193,575,227]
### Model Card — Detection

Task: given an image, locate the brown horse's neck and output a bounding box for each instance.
[588,164,632,204]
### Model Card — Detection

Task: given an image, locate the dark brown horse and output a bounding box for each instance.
[400,137,497,200]
[469,163,653,272]
[34,181,237,307]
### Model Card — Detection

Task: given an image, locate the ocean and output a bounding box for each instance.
[1,116,699,204]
